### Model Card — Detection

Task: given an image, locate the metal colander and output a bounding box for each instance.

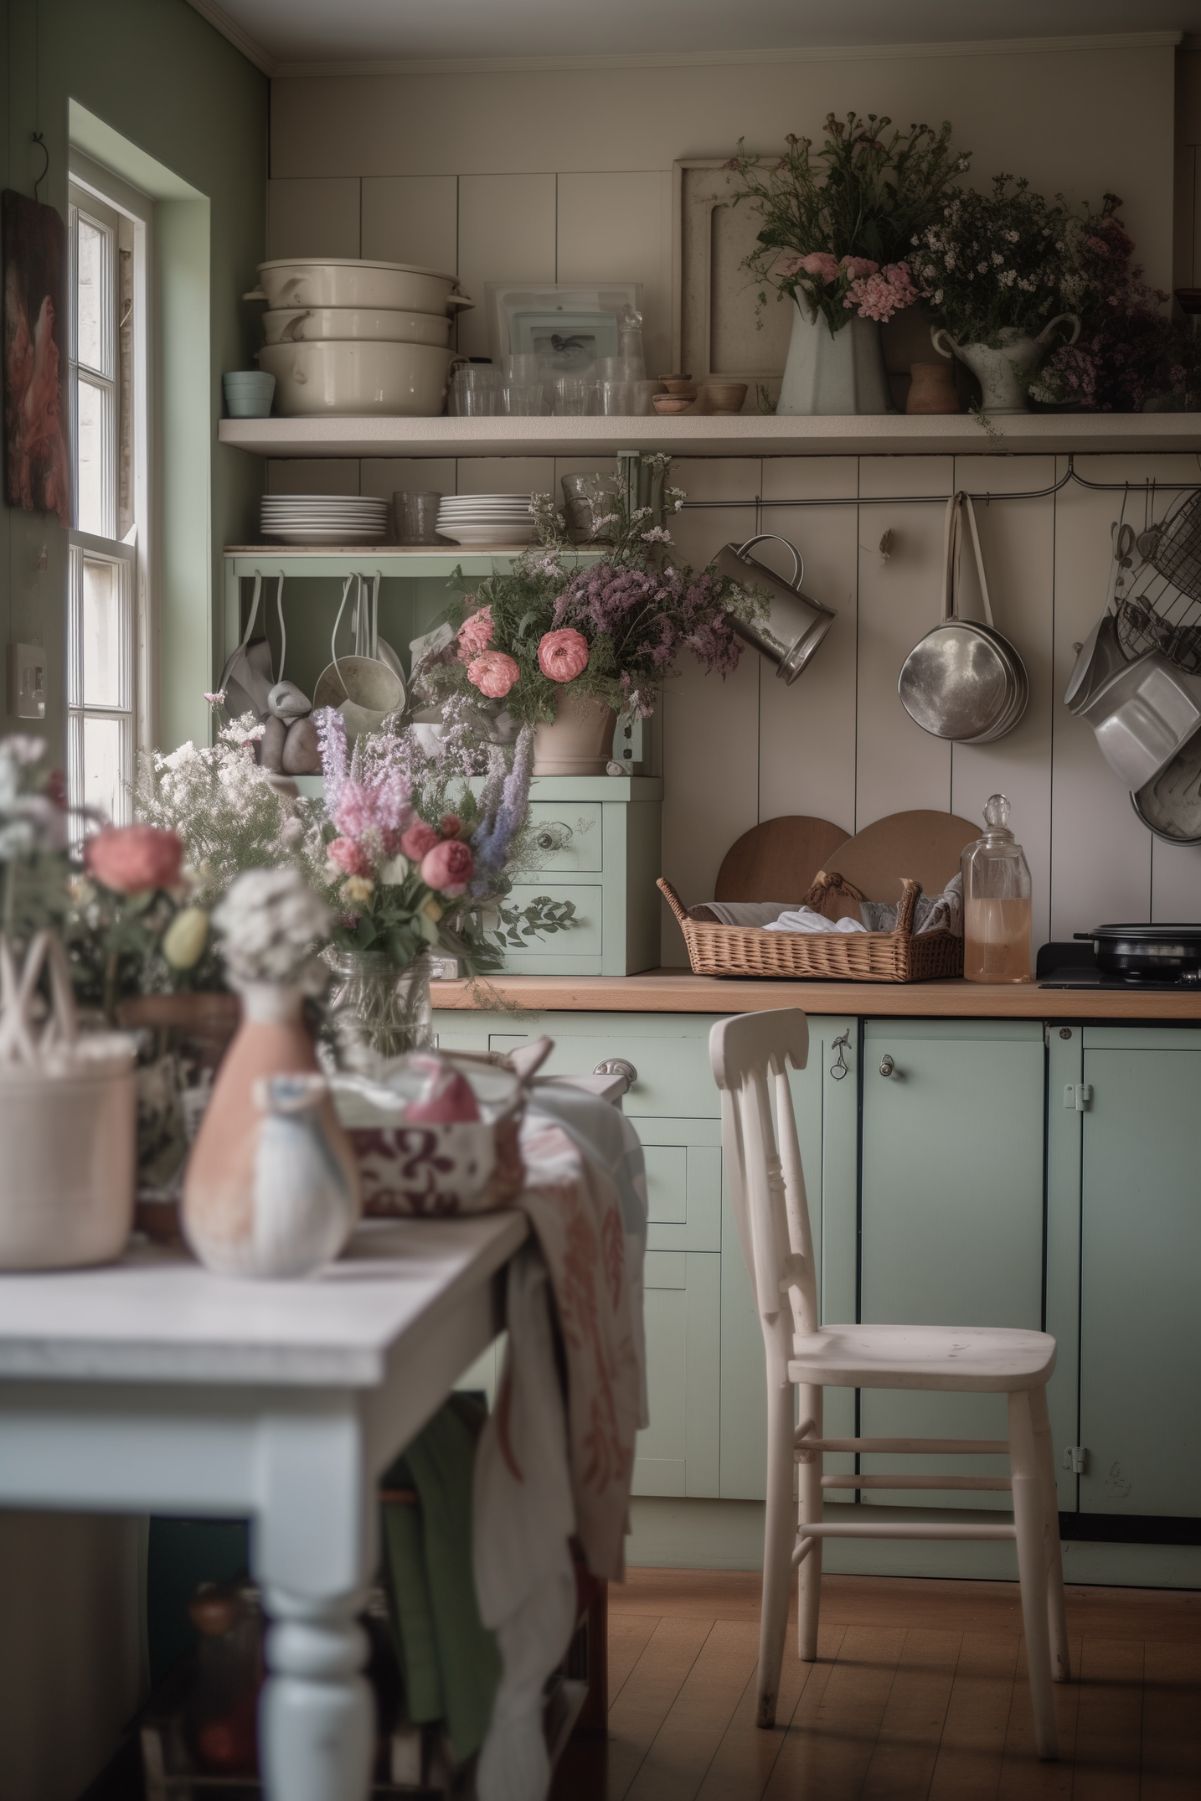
[1150,489,1201,603]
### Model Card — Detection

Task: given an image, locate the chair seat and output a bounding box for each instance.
[788,1322,1056,1393]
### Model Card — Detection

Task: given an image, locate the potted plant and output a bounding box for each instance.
[725,113,969,415]
[913,175,1083,413]
[428,463,764,772]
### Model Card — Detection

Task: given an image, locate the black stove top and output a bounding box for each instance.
[1036,941,1201,990]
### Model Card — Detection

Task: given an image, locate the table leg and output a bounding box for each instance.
[260,1586,373,1801]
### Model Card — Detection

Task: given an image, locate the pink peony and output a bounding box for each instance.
[400,820,440,860]
[456,605,494,661]
[420,837,475,897]
[839,255,879,280]
[467,651,520,699]
[85,824,183,895]
[775,251,806,279]
[537,628,590,684]
[798,252,841,282]
[327,835,370,877]
[439,813,462,839]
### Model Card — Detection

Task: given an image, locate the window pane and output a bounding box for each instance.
[75,376,110,534]
[76,215,106,373]
[82,713,128,825]
[81,558,125,706]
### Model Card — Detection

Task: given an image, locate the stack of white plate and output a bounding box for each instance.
[435,494,536,547]
[260,494,390,546]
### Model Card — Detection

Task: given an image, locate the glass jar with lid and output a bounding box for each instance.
[961,793,1033,984]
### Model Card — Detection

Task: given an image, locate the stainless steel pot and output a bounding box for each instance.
[1077,651,1201,790]
[1074,923,1201,982]
[712,534,835,683]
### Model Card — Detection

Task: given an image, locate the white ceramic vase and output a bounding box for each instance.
[931,315,1080,414]
[777,305,891,416]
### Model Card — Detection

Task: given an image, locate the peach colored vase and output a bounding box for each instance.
[183,983,360,1278]
[531,690,617,776]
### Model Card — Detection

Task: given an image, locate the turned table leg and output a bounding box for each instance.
[260,1586,373,1801]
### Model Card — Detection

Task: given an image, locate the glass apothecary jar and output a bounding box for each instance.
[961,793,1033,984]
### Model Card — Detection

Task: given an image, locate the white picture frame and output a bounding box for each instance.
[485,282,643,369]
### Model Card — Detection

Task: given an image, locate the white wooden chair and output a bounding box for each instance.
[710,1008,1069,1759]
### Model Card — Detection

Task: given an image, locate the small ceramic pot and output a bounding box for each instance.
[532,689,618,776]
[905,361,960,415]
[703,381,748,415]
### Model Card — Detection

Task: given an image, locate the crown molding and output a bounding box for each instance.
[183,0,277,74]
[270,29,1182,81]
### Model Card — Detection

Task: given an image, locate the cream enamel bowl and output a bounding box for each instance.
[257,341,459,417]
[253,259,473,315]
[260,305,453,348]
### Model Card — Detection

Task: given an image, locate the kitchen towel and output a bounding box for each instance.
[764,908,868,934]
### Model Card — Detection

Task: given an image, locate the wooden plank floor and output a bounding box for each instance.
[553,1571,1201,1801]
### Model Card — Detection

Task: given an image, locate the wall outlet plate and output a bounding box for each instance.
[8,643,46,720]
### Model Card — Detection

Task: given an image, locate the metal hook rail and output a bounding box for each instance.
[677,452,1201,514]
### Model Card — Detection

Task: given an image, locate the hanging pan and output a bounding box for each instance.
[314,573,406,736]
[898,491,1028,742]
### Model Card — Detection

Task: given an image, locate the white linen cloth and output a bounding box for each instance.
[472,1086,648,1801]
[764,907,867,934]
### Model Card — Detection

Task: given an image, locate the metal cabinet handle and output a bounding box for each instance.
[593,1057,637,1092]
[879,1054,897,1078]
[535,821,573,852]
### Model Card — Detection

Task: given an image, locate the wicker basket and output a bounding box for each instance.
[658,871,964,983]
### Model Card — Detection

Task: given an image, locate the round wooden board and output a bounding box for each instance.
[825,809,979,901]
[715,815,851,903]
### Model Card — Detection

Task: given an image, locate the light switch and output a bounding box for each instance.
[8,643,46,721]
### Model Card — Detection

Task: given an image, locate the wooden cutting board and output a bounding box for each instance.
[715,815,850,902]
[824,809,979,901]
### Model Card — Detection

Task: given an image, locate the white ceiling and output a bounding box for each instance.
[190,0,1200,71]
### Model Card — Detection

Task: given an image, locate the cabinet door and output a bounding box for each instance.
[1079,1032,1201,1519]
[635,1250,720,1497]
[719,1019,859,1500]
[858,1021,1046,1507]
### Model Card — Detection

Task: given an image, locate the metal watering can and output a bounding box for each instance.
[712,533,835,683]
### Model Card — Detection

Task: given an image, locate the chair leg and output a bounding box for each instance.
[1008,1390,1059,1760]
[797,1384,823,1664]
[756,1381,795,1728]
[1030,1384,1071,1682]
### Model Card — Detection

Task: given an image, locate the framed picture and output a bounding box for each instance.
[486,282,642,370]
[2,189,71,525]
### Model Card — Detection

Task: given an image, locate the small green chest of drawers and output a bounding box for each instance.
[497,775,663,976]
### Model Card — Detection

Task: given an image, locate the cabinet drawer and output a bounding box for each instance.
[525,803,603,874]
[635,1250,719,1498]
[500,884,603,959]
[488,1032,715,1116]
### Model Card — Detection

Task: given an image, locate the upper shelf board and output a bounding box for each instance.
[218,413,1201,459]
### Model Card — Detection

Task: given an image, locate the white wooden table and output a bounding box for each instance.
[0,1215,527,1801]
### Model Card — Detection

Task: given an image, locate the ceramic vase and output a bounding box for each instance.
[328,949,434,1074]
[777,305,891,416]
[931,315,1079,414]
[906,361,961,415]
[183,982,360,1277]
[532,689,618,776]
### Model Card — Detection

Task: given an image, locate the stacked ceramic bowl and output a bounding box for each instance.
[435,495,536,548]
[250,259,473,417]
[260,493,389,546]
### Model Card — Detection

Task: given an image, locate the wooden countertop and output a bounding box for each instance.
[433,970,1201,1022]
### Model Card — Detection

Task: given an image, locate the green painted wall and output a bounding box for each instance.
[1,0,267,755]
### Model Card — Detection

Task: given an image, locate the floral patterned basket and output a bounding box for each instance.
[332,1046,547,1217]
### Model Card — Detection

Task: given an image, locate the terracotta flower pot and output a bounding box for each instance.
[532,689,617,776]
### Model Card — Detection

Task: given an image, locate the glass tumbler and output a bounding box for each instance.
[597,379,631,416]
[499,382,547,416]
[394,491,444,545]
[451,365,498,416]
[506,352,542,384]
[553,376,597,416]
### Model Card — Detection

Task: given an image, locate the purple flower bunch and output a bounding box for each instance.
[471,725,534,893]
[552,558,743,695]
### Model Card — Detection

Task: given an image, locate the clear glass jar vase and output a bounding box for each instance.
[327,950,434,1073]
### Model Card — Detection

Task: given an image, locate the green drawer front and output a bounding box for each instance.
[640,1130,721,1252]
[488,1032,716,1116]
[525,802,604,874]
[501,884,604,959]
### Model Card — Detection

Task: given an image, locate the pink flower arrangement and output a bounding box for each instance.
[537,627,590,683]
[400,819,440,861]
[456,605,494,661]
[845,262,917,323]
[440,813,462,838]
[466,650,520,699]
[791,251,841,282]
[85,824,183,895]
[327,835,370,878]
[839,255,879,281]
[420,837,475,898]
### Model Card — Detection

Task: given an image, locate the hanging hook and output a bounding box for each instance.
[31,133,49,204]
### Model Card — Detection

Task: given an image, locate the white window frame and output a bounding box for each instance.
[67,153,153,824]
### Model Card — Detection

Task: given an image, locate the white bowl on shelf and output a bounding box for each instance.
[261,306,453,348]
[257,341,459,417]
[251,259,473,315]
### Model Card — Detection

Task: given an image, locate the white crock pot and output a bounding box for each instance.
[257,340,459,417]
[252,259,473,315]
[260,305,453,348]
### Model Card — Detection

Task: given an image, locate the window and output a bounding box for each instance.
[68,158,151,825]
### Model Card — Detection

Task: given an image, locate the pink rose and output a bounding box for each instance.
[537,628,590,684]
[456,605,494,661]
[798,252,841,282]
[775,251,806,279]
[839,255,879,279]
[420,838,475,898]
[85,824,183,895]
[467,651,520,699]
[400,820,440,860]
[439,813,462,839]
[327,835,370,877]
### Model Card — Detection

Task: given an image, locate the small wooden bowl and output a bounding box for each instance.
[658,375,697,399]
[652,394,693,415]
[702,381,747,414]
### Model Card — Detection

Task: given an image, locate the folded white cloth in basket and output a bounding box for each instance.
[763,907,867,935]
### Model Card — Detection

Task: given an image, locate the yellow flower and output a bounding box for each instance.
[421,896,443,924]
[342,875,375,906]
[162,905,209,971]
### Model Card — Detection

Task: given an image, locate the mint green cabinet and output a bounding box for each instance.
[858,1020,1048,1508]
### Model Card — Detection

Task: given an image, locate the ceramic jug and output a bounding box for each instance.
[931,316,1079,414]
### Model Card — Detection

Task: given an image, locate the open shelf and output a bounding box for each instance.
[218,412,1201,459]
